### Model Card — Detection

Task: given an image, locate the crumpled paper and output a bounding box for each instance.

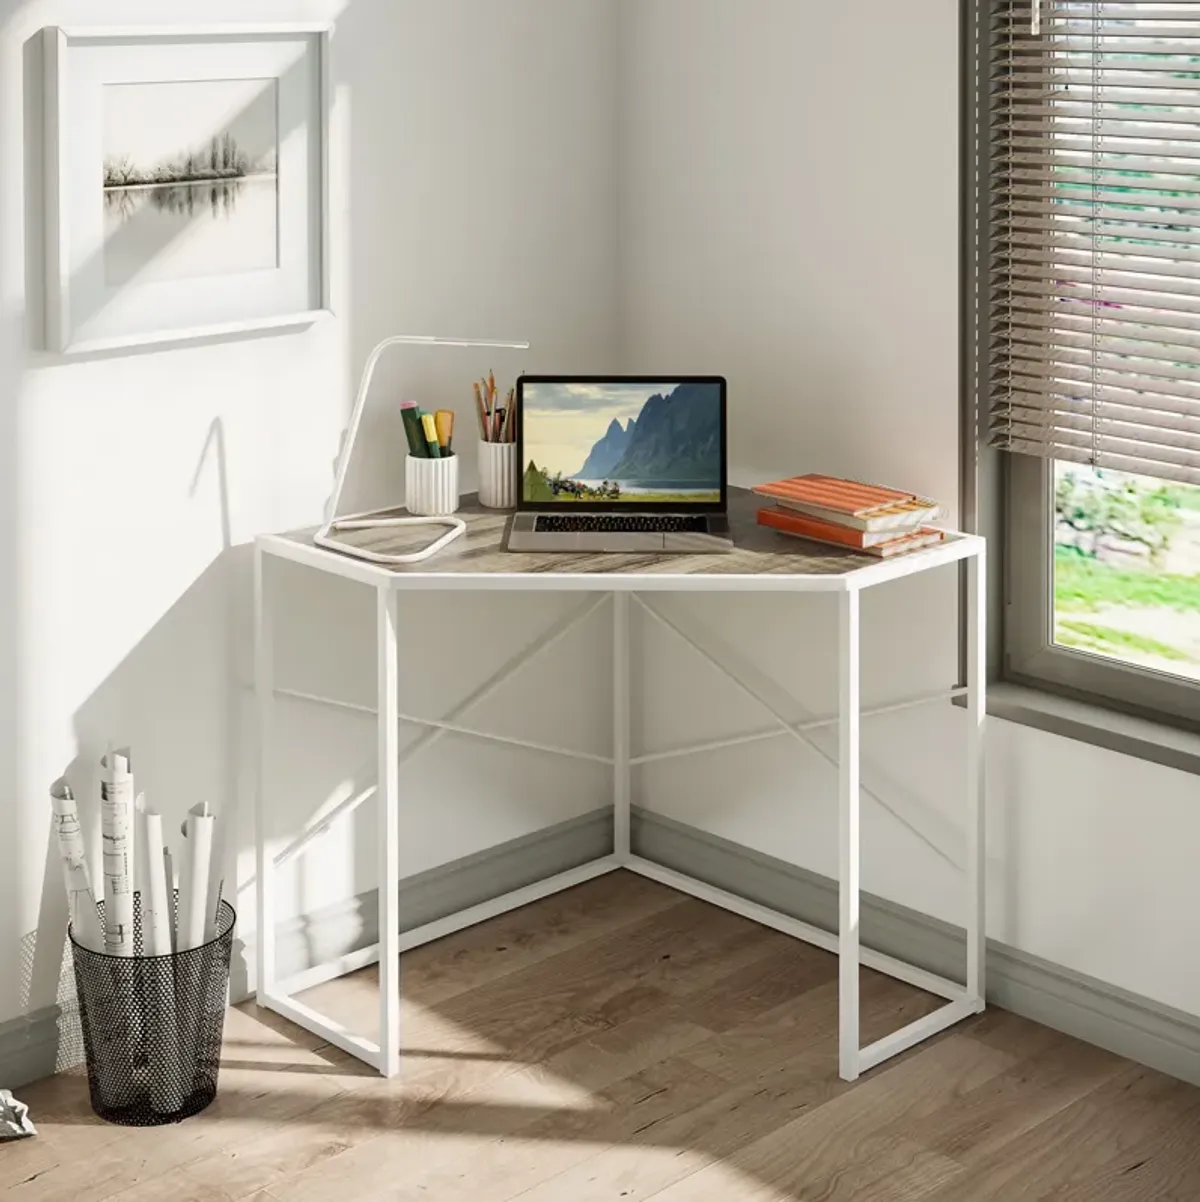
[0,1089,36,1139]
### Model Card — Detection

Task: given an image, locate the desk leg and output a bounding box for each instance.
[254,544,276,999]
[613,592,631,864]
[838,588,862,1083]
[377,587,401,1078]
[966,546,987,1007]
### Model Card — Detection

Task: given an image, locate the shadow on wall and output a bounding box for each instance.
[15,410,369,1072]
[18,546,237,1065]
[12,342,244,1061]
[16,535,381,1072]
[7,11,350,1072]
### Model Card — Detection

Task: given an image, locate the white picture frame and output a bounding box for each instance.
[44,24,331,354]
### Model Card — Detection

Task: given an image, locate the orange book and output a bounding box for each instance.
[758,506,945,557]
[753,474,940,532]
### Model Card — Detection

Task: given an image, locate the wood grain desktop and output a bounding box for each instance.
[281,487,941,580]
[12,874,1200,1201]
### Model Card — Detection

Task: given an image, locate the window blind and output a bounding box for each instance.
[990,0,1200,485]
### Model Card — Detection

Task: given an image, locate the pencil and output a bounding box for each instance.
[473,382,487,438]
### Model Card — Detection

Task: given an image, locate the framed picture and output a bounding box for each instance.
[44,24,331,354]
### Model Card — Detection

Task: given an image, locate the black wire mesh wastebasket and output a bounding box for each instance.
[69,893,236,1126]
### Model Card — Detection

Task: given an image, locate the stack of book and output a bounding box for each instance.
[753,474,944,557]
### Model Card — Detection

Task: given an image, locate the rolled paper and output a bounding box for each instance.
[49,778,104,952]
[135,794,185,1114]
[176,802,216,1100]
[177,802,215,952]
[203,808,225,944]
[135,796,172,957]
[100,748,135,957]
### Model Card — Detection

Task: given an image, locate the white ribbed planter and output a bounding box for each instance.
[478,440,517,509]
[405,454,459,516]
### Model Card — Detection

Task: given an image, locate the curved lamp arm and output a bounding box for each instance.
[315,333,530,567]
[327,334,530,522]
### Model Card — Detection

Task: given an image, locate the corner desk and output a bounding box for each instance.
[254,487,986,1084]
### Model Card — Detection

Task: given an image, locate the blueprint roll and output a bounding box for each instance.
[99,747,138,1109]
[100,748,135,957]
[49,777,104,953]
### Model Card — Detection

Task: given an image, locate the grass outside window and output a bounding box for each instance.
[1053,466,1200,684]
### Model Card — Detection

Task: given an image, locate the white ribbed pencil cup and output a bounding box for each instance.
[405,454,459,516]
[478,440,517,509]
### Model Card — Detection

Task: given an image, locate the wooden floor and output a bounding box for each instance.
[8,872,1200,1201]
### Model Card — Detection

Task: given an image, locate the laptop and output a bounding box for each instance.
[507,375,734,553]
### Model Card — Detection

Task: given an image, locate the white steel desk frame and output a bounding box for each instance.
[254,532,986,1083]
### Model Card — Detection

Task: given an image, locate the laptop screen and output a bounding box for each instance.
[517,377,725,509]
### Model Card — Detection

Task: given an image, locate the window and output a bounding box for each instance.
[987,1,1200,730]
[1052,463,1200,680]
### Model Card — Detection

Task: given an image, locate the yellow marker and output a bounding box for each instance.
[434,409,454,453]
[420,412,442,458]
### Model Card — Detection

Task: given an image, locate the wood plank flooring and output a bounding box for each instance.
[10,871,1200,1201]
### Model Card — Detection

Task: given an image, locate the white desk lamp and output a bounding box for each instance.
[314,334,530,565]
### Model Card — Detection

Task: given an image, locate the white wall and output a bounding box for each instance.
[621,0,1200,1018]
[619,0,966,963]
[0,0,620,1029]
[617,0,961,501]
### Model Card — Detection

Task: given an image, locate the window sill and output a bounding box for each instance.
[983,682,1200,778]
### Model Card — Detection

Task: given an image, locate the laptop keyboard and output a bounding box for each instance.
[534,513,708,534]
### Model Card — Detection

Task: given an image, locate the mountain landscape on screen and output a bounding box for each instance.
[574,383,720,482]
[576,416,637,478]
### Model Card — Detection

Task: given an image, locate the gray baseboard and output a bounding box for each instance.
[0,1005,69,1093]
[229,806,614,999]
[5,803,1197,1093]
[1,808,612,1091]
[632,806,1200,1089]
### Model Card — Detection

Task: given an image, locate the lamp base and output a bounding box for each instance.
[313,510,466,566]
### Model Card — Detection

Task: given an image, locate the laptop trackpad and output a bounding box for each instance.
[575,532,666,552]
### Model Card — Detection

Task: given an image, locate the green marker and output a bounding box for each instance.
[400,402,427,457]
